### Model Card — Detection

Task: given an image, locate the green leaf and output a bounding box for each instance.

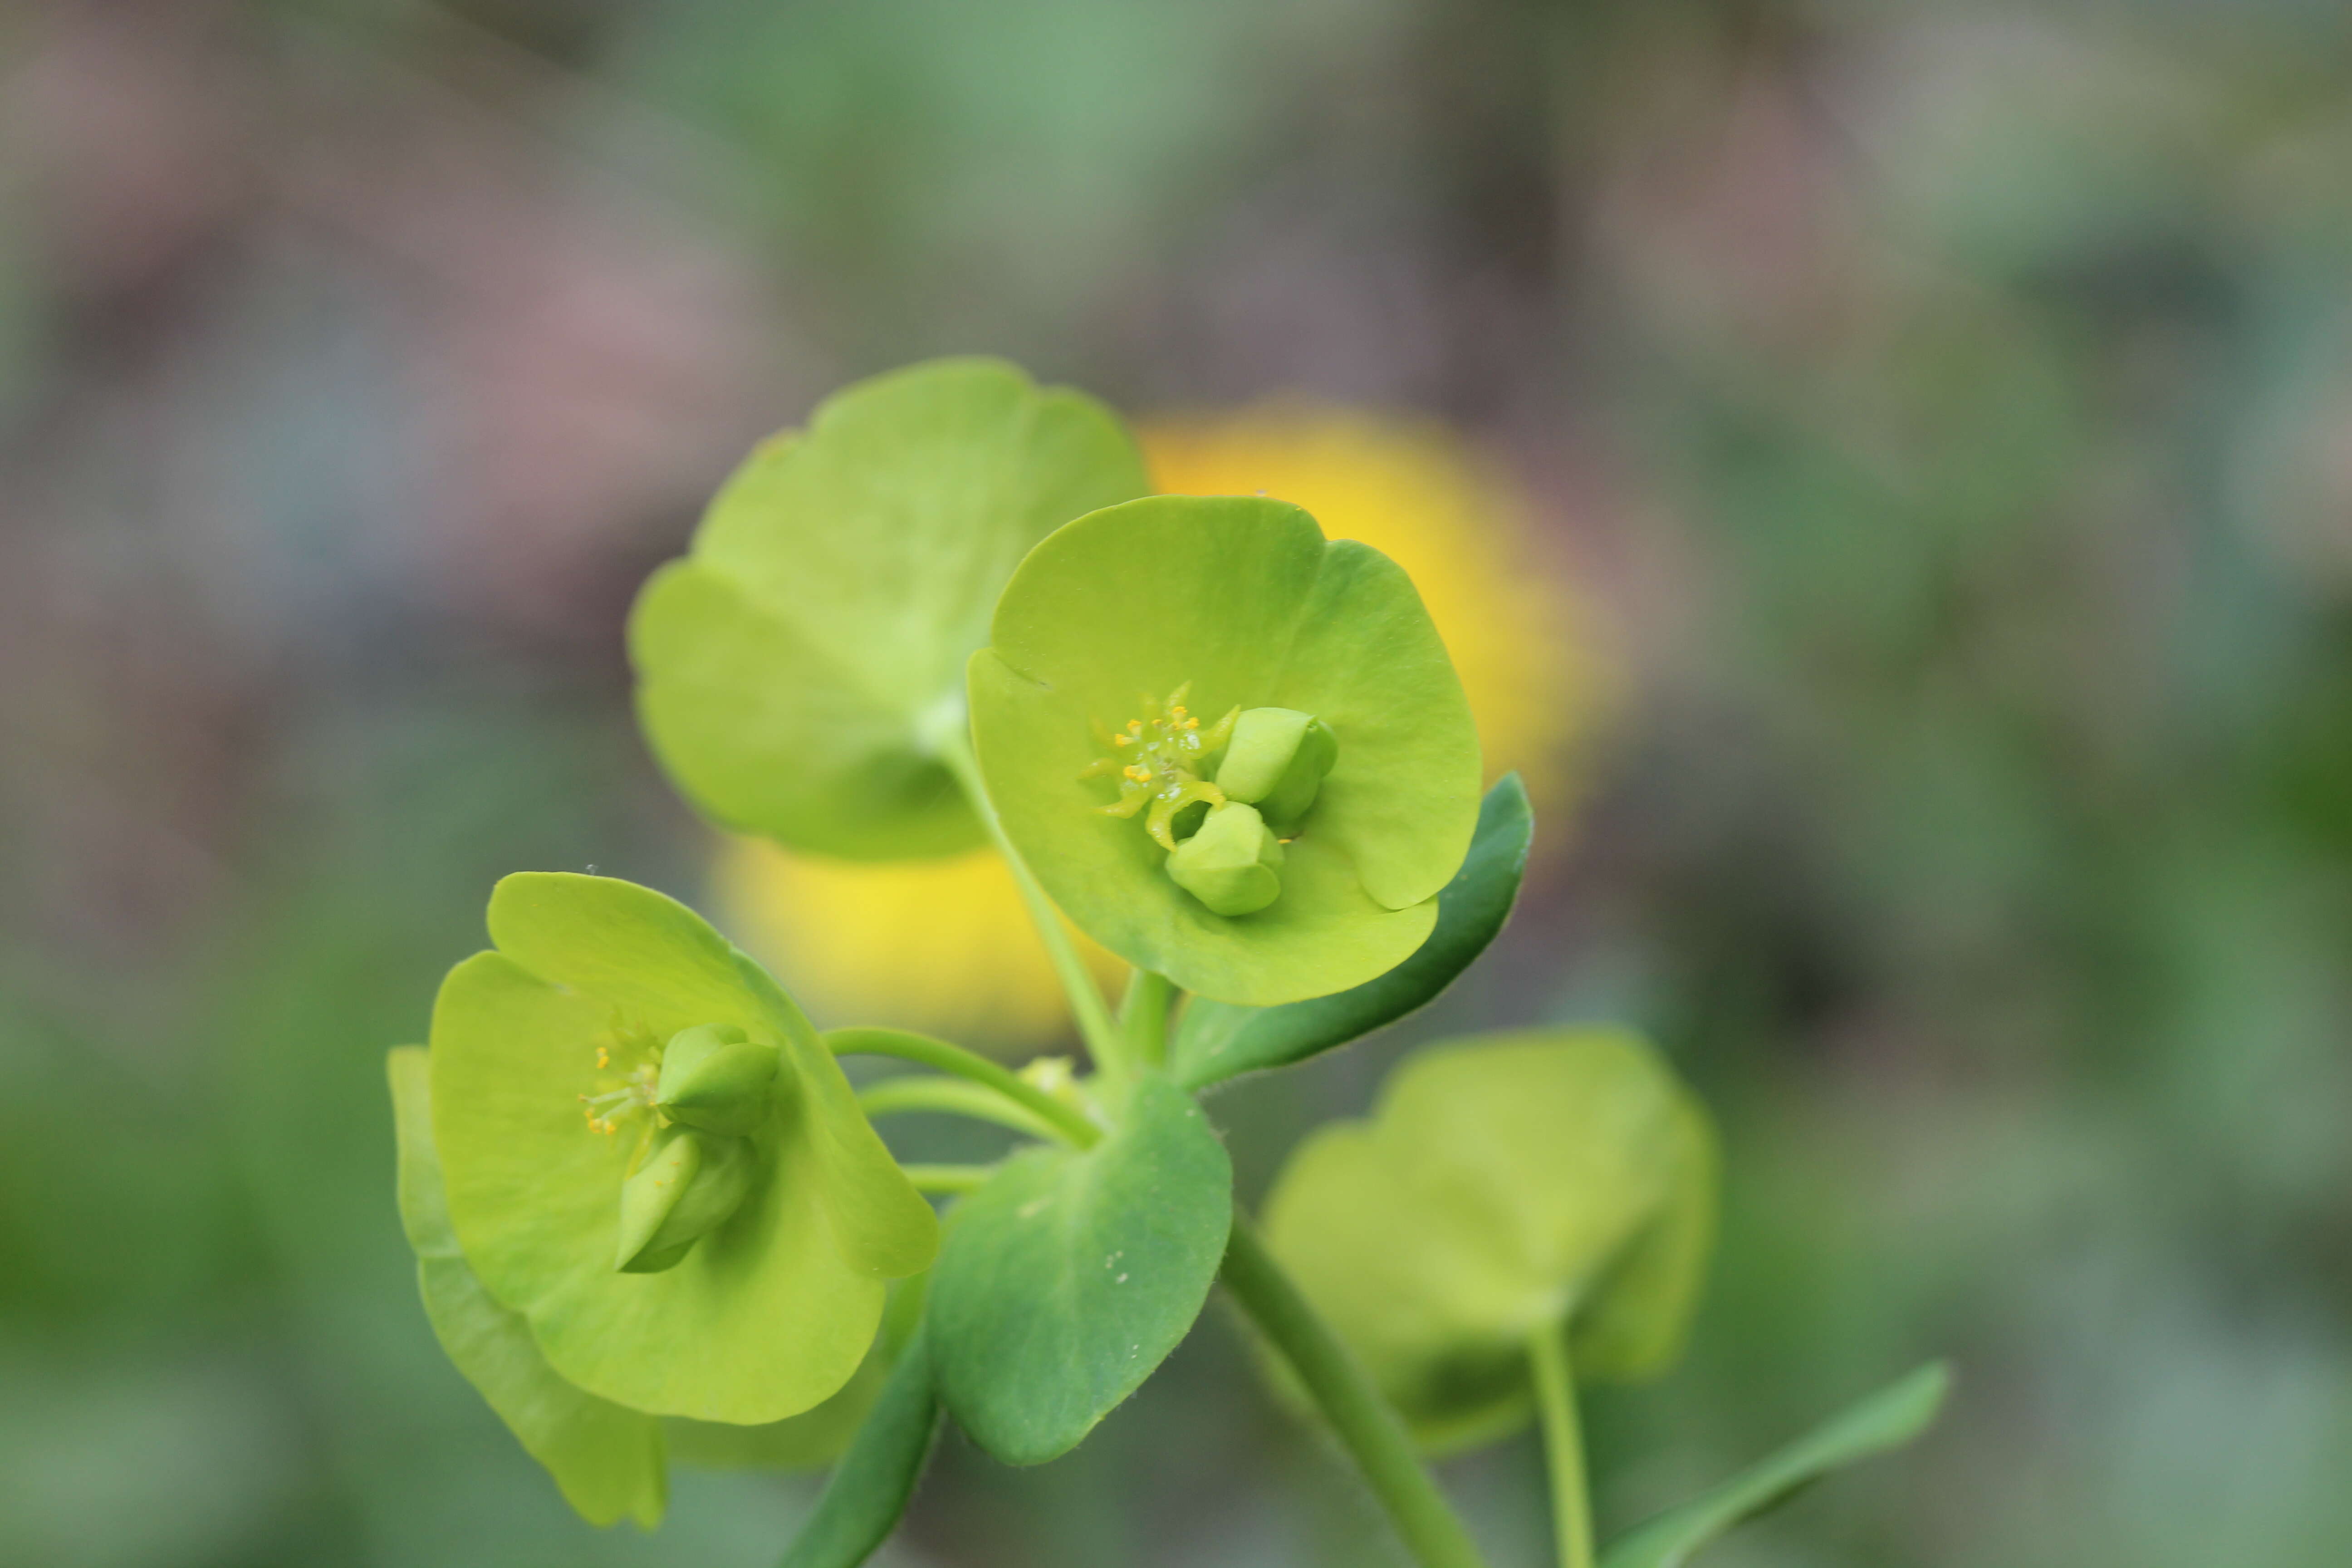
[1172,774,1532,1089]
[1261,1030,1717,1453]
[387,1047,667,1528]
[778,1329,943,1568]
[970,494,1483,1006]
[927,1074,1232,1464]
[431,873,936,1425]
[1600,1363,1952,1568]
[632,357,1147,859]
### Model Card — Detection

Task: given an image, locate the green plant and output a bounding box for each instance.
[388,357,1948,1567]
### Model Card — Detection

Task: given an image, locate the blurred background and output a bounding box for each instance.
[5,1,2352,1564]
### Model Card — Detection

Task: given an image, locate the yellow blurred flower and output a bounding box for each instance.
[715,841,1123,1046]
[715,407,1601,1046]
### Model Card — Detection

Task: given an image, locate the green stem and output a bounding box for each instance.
[899,1162,998,1195]
[1220,1210,1490,1568]
[1121,970,1175,1069]
[936,728,1129,1082]
[1528,1319,1594,1568]
[857,1074,1062,1143]
[824,1027,1101,1149]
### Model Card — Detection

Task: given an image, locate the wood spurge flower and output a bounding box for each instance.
[970,493,1484,1006]
[405,872,936,1427]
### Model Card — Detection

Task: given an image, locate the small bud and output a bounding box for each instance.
[1215,708,1337,833]
[657,1024,781,1137]
[615,1125,760,1273]
[1166,801,1285,916]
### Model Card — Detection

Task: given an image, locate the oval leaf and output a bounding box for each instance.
[1172,774,1532,1089]
[927,1074,1232,1465]
[778,1331,944,1568]
[1601,1363,1952,1568]
[632,358,1147,860]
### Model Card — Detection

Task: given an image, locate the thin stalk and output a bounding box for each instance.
[857,1074,1061,1143]
[936,728,1129,1081]
[1220,1210,1490,1568]
[825,1027,1100,1149]
[899,1163,997,1195]
[1527,1319,1594,1568]
[1121,969,1175,1069]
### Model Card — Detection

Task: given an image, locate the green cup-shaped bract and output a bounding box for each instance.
[970,495,1482,1005]
[631,358,1147,860]
[1217,708,1338,833]
[1263,1029,1717,1454]
[392,1047,917,1526]
[1165,801,1284,916]
[429,872,939,1426]
[656,1024,781,1137]
[389,1047,668,1528]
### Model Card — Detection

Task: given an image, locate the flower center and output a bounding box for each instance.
[1080,685,1340,919]
[577,1019,664,1136]
[1080,682,1239,851]
[578,1020,783,1273]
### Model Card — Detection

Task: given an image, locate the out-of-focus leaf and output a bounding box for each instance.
[632,358,1146,860]
[1601,1363,1951,1568]
[1263,1030,1715,1453]
[926,1074,1231,1464]
[1172,774,1532,1089]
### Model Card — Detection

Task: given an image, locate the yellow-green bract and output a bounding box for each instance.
[630,357,1148,860]
[420,873,938,1434]
[969,495,1483,1006]
[388,1040,908,1527]
[1263,1029,1717,1453]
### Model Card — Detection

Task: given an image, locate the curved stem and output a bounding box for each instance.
[899,1162,998,1195]
[857,1074,1061,1142]
[935,728,1130,1082]
[1528,1319,1594,1568]
[825,1026,1100,1149]
[1121,969,1174,1070]
[1220,1209,1490,1568]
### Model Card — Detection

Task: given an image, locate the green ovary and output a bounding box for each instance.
[579,1020,780,1274]
[1082,685,1340,916]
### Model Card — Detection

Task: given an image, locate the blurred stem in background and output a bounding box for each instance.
[1529,1321,1596,1568]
